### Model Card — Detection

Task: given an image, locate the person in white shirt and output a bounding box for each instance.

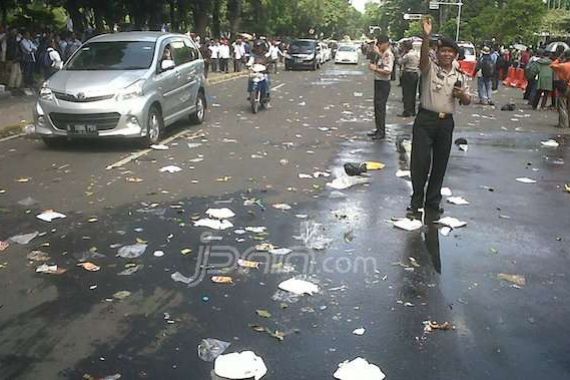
[232,39,246,72]
[20,31,37,88]
[42,39,63,79]
[0,25,7,63]
[267,40,284,73]
[218,39,231,73]
[209,40,219,72]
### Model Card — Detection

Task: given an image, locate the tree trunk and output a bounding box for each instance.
[228,0,242,37]
[212,0,222,38]
[250,0,265,35]
[177,0,188,31]
[191,0,212,37]
[170,0,178,32]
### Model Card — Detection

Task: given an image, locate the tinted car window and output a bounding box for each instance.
[66,41,155,70]
[289,41,316,54]
[184,39,201,61]
[338,45,356,52]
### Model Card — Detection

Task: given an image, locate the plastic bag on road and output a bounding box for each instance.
[214,351,267,380]
[327,175,370,190]
[197,338,231,362]
[9,231,39,245]
[117,243,147,259]
[206,208,236,219]
[333,357,386,380]
[171,271,193,285]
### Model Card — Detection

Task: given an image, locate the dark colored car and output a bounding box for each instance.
[285,39,321,71]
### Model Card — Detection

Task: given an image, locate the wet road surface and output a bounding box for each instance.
[0,61,569,379]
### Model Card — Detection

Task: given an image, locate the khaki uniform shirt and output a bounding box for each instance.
[375,48,394,81]
[420,59,466,114]
[399,50,420,73]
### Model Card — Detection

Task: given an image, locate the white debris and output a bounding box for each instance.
[330,190,347,199]
[278,278,320,295]
[269,248,292,255]
[458,144,469,152]
[436,217,467,229]
[36,210,66,222]
[326,176,370,190]
[206,208,236,219]
[117,243,147,258]
[396,170,411,178]
[214,351,267,380]
[353,92,363,97]
[333,357,386,380]
[194,218,234,230]
[150,144,169,150]
[153,250,165,257]
[187,142,203,149]
[159,165,182,173]
[35,264,61,274]
[313,171,330,178]
[447,196,470,205]
[352,328,366,336]
[295,221,333,250]
[393,218,423,231]
[9,231,39,245]
[273,203,292,211]
[245,226,267,234]
[516,177,536,184]
[298,173,313,179]
[440,187,453,196]
[171,271,192,284]
[440,227,452,236]
[540,139,559,148]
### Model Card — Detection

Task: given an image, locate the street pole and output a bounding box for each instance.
[456,1,462,41]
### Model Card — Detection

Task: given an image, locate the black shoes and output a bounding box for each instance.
[367,130,378,137]
[406,206,422,220]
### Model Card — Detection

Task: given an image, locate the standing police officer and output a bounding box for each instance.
[368,35,394,140]
[407,17,471,218]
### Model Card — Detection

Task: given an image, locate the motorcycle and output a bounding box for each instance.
[247,63,270,113]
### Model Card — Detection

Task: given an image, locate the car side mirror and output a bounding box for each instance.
[161,59,175,71]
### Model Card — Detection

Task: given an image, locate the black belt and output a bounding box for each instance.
[418,107,453,120]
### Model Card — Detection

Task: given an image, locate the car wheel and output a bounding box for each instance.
[42,137,66,148]
[143,105,163,146]
[190,91,206,125]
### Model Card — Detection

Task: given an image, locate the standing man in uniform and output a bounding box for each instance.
[398,40,420,117]
[367,35,394,140]
[408,17,471,218]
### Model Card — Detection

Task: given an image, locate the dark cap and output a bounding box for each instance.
[438,36,459,53]
[376,35,389,44]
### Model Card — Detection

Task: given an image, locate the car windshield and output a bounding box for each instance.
[66,41,156,71]
[289,41,315,53]
[338,46,356,52]
[463,47,475,56]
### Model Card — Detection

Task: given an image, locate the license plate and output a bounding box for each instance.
[67,124,98,135]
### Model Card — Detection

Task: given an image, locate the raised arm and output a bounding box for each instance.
[420,16,432,74]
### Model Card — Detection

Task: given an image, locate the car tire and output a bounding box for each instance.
[143,105,163,147]
[190,91,206,125]
[42,137,66,148]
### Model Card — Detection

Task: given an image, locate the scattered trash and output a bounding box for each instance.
[0,241,10,252]
[269,248,292,255]
[366,161,385,171]
[238,259,261,269]
[256,243,275,252]
[194,218,234,230]
[273,203,292,211]
[113,290,131,300]
[188,143,203,150]
[440,187,452,196]
[278,278,320,295]
[118,264,143,276]
[298,173,313,179]
[9,231,39,245]
[36,210,66,222]
[440,227,452,236]
[353,92,363,97]
[497,273,526,287]
[500,103,515,111]
[181,248,192,255]
[159,165,182,173]
[211,276,234,284]
[393,218,423,231]
[26,250,50,261]
[117,243,147,259]
[344,163,367,177]
[206,208,236,219]
[396,170,411,178]
[17,197,38,207]
[246,226,267,234]
[153,250,165,257]
[327,175,370,190]
[36,264,66,275]
[256,309,272,318]
[516,177,536,184]
[77,262,101,272]
[125,176,143,183]
[333,357,386,380]
[295,221,333,250]
[197,338,231,362]
[171,271,193,285]
[16,177,31,183]
[447,196,470,205]
[150,144,169,150]
[214,351,267,380]
[540,139,559,148]
[423,320,456,332]
[436,217,467,229]
[313,171,331,178]
[73,249,105,262]
[352,328,366,336]
[565,184,570,193]
[330,190,347,199]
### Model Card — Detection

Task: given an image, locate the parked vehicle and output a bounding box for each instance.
[33,32,207,147]
[247,64,270,114]
[284,39,321,71]
[334,44,359,65]
[457,41,476,62]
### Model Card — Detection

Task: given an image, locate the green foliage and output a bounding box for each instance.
[404,21,422,38]
[7,0,67,30]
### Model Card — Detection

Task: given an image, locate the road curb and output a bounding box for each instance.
[0,123,25,140]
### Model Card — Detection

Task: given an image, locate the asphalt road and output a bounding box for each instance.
[0,60,569,380]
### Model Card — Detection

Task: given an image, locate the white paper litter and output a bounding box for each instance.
[9,231,39,245]
[396,170,411,178]
[269,248,292,255]
[352,328,366,336]
[273,203,292,211]
[36,210,66,222]
[171,271,192,284]
[153,250,165,257]
[440,187,453,196]
[327,176,370,190]
[214,351,268,380]
[245,226,267,234]
[516,177,536,184]
[278,278,320,295]
[333,357,386,380]
[393,218,423,231]
[206,208,235,219]
[458,144,469,152]
[540,139,559,148]
[440,227,452,236]
[436,217,467,229]
[159,165,182,173]
[194,218,234,230]
[447,196,470,205]
[353,92,363,97]
[298,173,313,179]
[117,243,147,258]
[150,144,169,150]
[187,142,203,149]
[35,264,61,274]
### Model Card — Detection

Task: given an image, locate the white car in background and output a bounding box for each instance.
[458,41,476,61]
[334,44,359,64]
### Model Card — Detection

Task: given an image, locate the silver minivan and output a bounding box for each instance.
[33,32,207,147]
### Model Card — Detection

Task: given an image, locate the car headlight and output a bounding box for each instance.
[40,85,54,101]
[116,80,144,101]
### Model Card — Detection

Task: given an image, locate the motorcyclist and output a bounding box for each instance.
[247,39,272,107]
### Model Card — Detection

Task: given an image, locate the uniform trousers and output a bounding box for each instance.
[374,80,390,136]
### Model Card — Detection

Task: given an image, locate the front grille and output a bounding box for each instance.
[49,112,121,131]
[54,91,114,103]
